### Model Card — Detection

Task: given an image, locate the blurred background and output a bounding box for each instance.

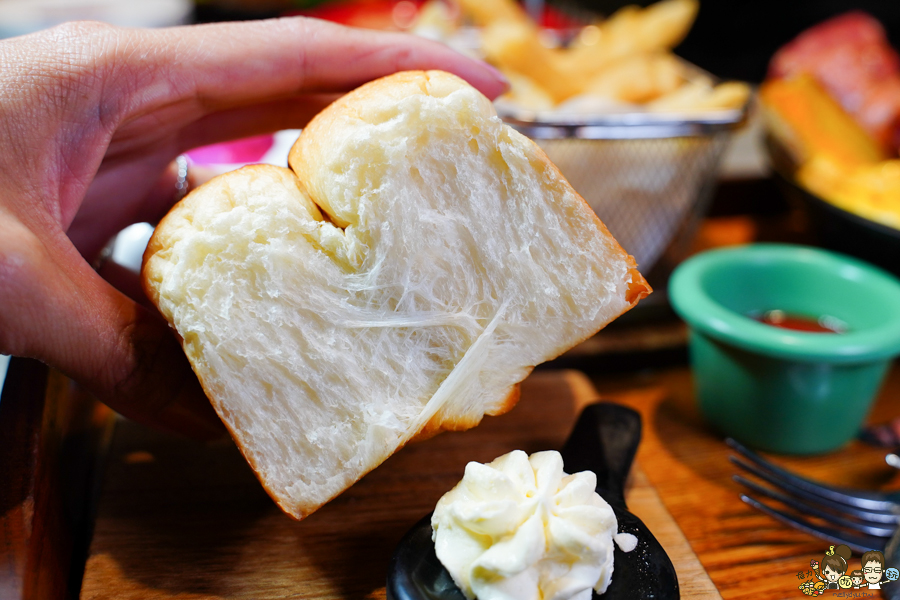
[0,0,897,83]
[1,0,899,374]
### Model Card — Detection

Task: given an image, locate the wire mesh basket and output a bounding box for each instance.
[501,109,748,278]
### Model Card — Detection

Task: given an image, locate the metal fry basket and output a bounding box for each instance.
[501,109,748,277]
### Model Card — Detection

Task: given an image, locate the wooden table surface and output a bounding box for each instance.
[2,218,899,600]
[71,359,900,600]
[587,362,900,600]
[3,356,899,599]
[78,370,720,600]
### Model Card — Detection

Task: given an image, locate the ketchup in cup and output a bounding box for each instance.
[749,309,847,333]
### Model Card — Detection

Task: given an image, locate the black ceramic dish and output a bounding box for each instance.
[773,173,900,279]
[764,134,900,279]
[386,402,680,600]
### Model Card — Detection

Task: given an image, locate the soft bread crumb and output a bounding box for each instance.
[143,71,649,519]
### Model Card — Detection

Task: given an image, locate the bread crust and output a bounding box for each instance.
[290,69,651,310]
[141,71,649,521]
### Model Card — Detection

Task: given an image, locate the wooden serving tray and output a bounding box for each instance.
[79,370,719,599]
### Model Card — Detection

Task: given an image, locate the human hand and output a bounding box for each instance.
[0,18,507,439]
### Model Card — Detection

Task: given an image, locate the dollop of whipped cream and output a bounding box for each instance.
[431,450,630,600]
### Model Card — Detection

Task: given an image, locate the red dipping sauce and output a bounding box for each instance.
[750,310,847,333]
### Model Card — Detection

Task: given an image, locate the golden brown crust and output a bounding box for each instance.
[289,70,472,226]
[626,267,653,304]
[142,164,304,311]
[520,135,653,331]
[291,69,648,313]
[142,165,321,520]
[290,70,438,166]
[409,382,524,443]
[154,318,303,517]
[486,382,523,417]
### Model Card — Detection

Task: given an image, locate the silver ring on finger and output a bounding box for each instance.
[174,154,190,203]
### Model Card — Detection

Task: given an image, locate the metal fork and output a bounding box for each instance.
[729,439,900,599]
[727,438,900,554]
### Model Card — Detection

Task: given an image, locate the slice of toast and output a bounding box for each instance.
[143,70,649,519]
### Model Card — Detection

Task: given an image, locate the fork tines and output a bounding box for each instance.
[727,438,897,553]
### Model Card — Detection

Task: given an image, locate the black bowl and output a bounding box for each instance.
[764,134,900,279]
[773,173,900,279]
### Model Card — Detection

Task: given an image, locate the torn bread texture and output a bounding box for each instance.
[143,71,650,519]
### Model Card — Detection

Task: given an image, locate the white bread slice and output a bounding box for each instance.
[142,71,650,520]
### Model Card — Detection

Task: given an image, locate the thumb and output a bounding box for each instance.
[1,224,224,440]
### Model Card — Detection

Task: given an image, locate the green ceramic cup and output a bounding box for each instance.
[669,243,900,454]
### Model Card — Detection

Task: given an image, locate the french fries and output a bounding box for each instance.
[648,80,751,112]
[456,0,528,27]
[412,0,461,38]
[431,0,751,113]
[565,0,699,75]
[502,70,556,111]
[584,52,685,104]
[481,21,584,102]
